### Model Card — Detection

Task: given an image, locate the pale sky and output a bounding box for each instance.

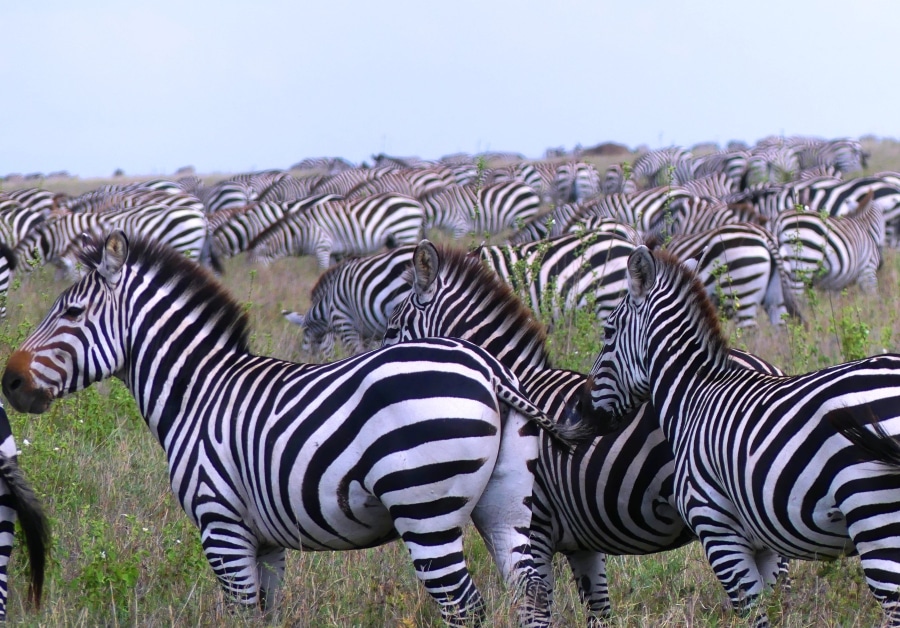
[2,1,897,179]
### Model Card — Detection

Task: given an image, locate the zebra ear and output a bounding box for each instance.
[411,239,440,304]
[98,230,128,285]
[626,245,656,306]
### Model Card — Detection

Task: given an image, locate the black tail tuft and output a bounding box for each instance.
[828,404,900,467]
[0,453,50,611]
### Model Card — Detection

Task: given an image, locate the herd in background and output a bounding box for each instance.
[0,135,898,624]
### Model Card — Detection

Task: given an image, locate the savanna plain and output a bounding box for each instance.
[2,138,900,626]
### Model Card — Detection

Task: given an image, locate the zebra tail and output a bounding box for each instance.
[829,405,900,468]
[492,376,585,452]
[0,243,16,272]
[0,453,49,610]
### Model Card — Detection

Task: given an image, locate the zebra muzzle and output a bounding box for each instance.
[2,351,55,415]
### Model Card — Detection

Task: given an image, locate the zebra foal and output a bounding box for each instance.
[586,244,900,627]
[1,231,586,627]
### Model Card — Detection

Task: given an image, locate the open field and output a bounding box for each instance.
[2,139,900,626]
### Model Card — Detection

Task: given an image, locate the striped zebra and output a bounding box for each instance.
[0,401,49,620]
[14,205,219,277]
[1,231,590,627]
[600,164,637,195]
[773,192,885,295]
[478,230,637,323]
[282,245,416,357]
[553,162,601,204]
[585,244,900,627]
[631,147,694,188]
[652,222,801,327]
[382,240,785,624]
[563,185,696,235]
[208,195,339,259]
[0,244,16,318]
[248,192,424,268]
[424,181,541,238]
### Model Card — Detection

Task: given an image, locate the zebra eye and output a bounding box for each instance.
[602,324,615,342]
[62,305,85,320]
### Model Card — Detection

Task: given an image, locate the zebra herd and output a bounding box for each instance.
[4,135,900,625]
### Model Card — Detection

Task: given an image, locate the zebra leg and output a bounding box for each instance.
[199,520,263,606]
[697,532,769,627]
[565,550,610,627]
[394,523,486,626]
[526,495,557,613]
[257,545,286,612]
[470,410,550,627]
[0,491,13,621]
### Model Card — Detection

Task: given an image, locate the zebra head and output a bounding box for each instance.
[3,231,128,414]
[584,245,658,431]
[382,239,440,347]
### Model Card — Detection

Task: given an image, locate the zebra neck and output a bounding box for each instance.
[646,317,730,444]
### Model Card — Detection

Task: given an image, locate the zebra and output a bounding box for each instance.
[248,192,424,268]
[424,181,541,238]
[631,147,694,188]
[478,230,638,324]
[563,185,697,235]
[600,164,637,195]
[507,203,583,244]
[651,222,801,327]
[1,231,592,627]
[14,205,220,277]
[0,401,49,621]
[0,244,16,318]
[773,191,885,295]
[553,162,601,204]
[281,245,416,357]
[585,244,900,627]
[382,239,786,624]
[208,195,340,260]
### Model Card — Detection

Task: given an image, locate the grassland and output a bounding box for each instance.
[1,138,900,626]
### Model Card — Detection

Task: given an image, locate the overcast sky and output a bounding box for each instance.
[1,1,896,179]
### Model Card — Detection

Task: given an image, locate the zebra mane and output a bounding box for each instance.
[78,234,252,353]
[650,248,730,363]
[425,243,552,363]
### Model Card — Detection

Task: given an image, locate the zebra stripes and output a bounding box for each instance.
[424,181,541,238]
[586,245,900,627]
[1,231,584,627]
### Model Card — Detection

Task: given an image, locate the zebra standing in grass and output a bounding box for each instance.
[773,192,885,295]
[652,222,801,327]
[424,181,541,238]
[248,192,424,268]
[281,245,416,357]
[563,185,696,235]
[0,244,16,318]
[382,240,785,625]
[585,245,900,627]
[478,230,637,323]
[0,401,49,621]
[208,195,340,260]
[2,231,591,627]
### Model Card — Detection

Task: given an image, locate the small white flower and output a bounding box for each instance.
[142,527,149,533]
[23,439,30,446]
[53,447,60,452]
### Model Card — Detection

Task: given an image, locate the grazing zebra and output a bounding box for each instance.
[15,205,219,276]
[585,244,900,627]
[0,244,16,318]
[563,186,696,235]
[424,181,541,238]
[478,230,637,323]
[282,245,416,357]
[773,192,885,295]
[248,192,424,268]
[652,222,800,327]
[631,147,694,188]
[209,195,339,259]
[0,401,50,621]
[382,240,786,624]
[1,231,590,627]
